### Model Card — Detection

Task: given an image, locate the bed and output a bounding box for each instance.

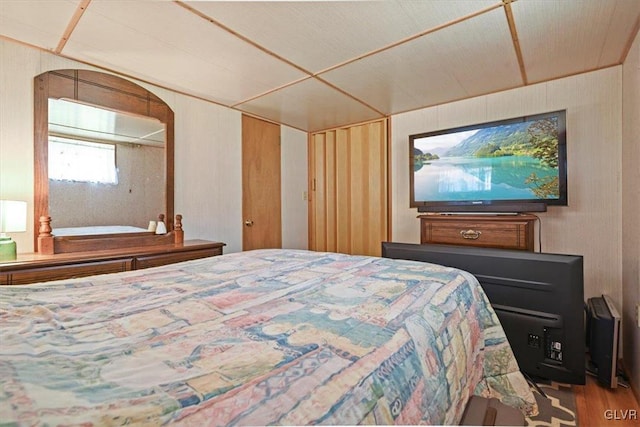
[52,225,151,236]
[36,214,184,254]
[0,249,537,425]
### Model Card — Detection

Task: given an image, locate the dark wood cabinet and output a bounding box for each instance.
[0,240,224,285]
[419,214,537,251]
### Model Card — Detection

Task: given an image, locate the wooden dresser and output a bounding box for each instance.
[419,214,537,251]
[0,240,225,285]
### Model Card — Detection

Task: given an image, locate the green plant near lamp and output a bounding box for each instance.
[0,200,27,261]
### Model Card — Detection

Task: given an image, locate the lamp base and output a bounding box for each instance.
[0,236,17,261]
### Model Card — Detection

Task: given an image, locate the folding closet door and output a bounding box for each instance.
[308,119,389,257]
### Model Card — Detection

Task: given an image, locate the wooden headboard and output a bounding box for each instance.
[37,214,184,255]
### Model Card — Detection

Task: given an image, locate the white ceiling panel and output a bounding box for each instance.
[237,77,382,132]
[0,0,80,50]
[321,7,521,115]
[186,0,498,74]
[62,0,307,106]
[513,0,640,83]
[598,0,640,65]
[1,0,638,131]
[319,44,468,116]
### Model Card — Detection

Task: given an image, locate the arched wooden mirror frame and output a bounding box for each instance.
[34,69,174,252]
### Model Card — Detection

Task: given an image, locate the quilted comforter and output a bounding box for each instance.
[0,249,536,425]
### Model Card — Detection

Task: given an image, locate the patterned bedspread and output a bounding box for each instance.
[0,249,536,425]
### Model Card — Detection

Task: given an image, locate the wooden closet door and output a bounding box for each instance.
[242,115,282,250]
[309,119,389,256]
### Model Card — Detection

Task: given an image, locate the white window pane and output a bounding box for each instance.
[49,138,118,184]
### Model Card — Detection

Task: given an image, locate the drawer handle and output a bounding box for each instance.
[460,229,482,240]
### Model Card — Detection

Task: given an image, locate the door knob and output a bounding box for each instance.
[244,220,254,227]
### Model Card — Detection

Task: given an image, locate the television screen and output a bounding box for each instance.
[410,110,567,213]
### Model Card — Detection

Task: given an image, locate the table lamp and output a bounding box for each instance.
[0,200,27,261]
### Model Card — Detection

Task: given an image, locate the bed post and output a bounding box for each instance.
[37,216,54,254]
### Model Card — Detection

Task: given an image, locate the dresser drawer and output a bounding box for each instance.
[2,258,134,285]
[135,247,223,270]
[419,215,536,251]
[423,222,528,249]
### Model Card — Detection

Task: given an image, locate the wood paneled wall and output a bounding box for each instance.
[308,119,389,256]
[621,30,640,402]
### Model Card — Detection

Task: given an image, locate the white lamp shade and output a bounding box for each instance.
[0,200,27,233]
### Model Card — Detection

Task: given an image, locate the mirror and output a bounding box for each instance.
[34,69,174,249]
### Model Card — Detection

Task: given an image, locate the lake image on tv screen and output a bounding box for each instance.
[413,117,560,202]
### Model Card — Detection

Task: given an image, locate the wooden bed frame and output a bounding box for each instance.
[37,214,184,255]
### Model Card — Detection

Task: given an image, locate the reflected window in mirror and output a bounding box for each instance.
[49,138,118,184]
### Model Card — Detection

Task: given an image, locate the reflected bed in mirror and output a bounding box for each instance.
[34,69,175,253]
[37,214,184,254]
[53,226,150,237]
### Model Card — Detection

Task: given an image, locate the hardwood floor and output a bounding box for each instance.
[574,375,640,426]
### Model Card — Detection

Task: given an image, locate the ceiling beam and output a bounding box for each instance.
[56,0,91,54]
[503,0,528,85]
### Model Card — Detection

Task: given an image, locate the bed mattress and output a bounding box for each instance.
[0,249,536,425]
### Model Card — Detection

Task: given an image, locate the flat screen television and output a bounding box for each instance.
[410,110,567,213]
[382,242,585,385]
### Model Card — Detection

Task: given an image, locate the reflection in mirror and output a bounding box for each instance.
[34,69,175,251]
[47,99,166,233]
